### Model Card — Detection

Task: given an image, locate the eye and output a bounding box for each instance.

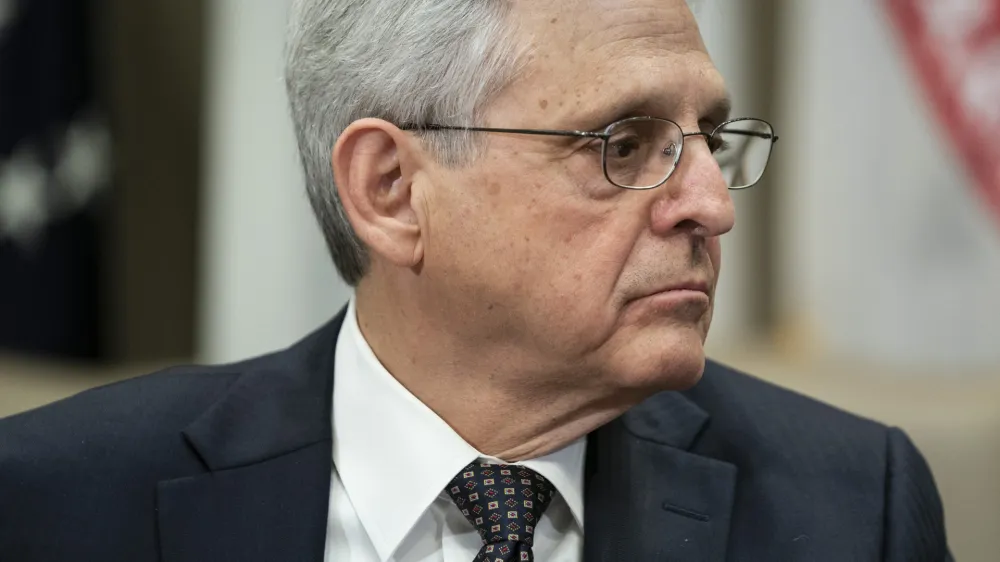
[607,134,642,159]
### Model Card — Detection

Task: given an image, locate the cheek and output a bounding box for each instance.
[423,172,547,295]
[430,162,635,313]
[525,201,629,277]
[513,208,644,351]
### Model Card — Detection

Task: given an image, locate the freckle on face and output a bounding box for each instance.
[539,99,549,109]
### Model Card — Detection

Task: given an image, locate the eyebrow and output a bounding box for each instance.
[707,95,733,124]
[584,89,734,131]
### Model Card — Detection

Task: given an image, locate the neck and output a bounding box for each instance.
[354,280,639,460]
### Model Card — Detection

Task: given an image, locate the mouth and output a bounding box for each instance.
[633,280,712,301]
[620,278,714,320]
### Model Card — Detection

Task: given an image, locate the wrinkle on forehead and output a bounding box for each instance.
[577,5,705,58]
[516,0,706,57]
[496,0,722,128]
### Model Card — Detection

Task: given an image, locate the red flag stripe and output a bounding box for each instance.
[884,0,1000,227]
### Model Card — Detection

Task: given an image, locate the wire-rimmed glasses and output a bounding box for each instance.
[400,117,778,190]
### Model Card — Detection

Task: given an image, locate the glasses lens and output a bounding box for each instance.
[713,119,774,189]
[603,118,683,189]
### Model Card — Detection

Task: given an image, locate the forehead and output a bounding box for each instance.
[500,0,727,126]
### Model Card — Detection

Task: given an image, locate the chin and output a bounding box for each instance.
[605,324,708,393]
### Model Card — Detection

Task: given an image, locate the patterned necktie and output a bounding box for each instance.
[445,461,556,562]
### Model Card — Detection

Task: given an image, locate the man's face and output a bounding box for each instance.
[416,0,735,393]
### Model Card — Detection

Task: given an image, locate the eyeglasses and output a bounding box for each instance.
[401,117,778,190]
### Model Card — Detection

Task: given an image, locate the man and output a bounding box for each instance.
[0,0,950,560]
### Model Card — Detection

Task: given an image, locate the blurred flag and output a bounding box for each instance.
[885,0,1000,227]
[0,0,110,359]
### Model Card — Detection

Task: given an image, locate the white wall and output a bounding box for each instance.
[199,0,349,363]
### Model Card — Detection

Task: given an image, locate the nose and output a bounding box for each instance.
[648,136,735,238]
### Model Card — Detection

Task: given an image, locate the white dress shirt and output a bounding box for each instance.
[326,298,585,562]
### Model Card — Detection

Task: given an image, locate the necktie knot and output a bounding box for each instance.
[445,461,555,561]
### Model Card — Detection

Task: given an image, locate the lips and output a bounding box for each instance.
[633,280,712,301]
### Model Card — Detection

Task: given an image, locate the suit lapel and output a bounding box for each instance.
[157,311,346,562]
[584,390,737,562]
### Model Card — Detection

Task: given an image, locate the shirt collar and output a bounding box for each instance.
[332,297,586,561]
[518,438,586,529]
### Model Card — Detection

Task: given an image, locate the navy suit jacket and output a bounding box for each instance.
[0,309,951,561]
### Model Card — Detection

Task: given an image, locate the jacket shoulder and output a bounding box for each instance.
[685,361,948,559]
[0,344,302,449]
[0,355,290,560]
[0,365,234,559]
[684,360,895,491]
[1,365,238,456]
[0,346,312,483]
[691,359,889,447]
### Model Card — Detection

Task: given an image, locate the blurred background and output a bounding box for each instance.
[1,0,998,558]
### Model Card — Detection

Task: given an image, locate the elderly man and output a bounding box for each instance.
[0,0,950,560]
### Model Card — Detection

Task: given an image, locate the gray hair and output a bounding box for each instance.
[285,0,526,285]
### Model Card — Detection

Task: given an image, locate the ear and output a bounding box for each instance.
[332,118,425,269]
